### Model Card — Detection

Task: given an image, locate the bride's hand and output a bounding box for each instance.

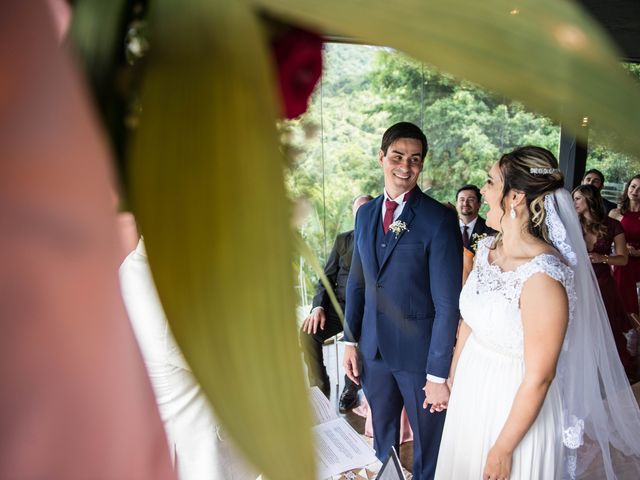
[446,377,453,389]
[482,444,512,480]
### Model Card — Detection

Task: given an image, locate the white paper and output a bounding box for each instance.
[310,386,338,425]
[313,417,377,479]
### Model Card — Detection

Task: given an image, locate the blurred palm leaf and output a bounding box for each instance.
[256,0,640,157]
[129,0,314,478]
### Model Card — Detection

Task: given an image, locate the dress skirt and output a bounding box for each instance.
[435,334,564,479]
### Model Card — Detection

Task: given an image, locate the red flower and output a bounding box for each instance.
[271,27,323,119]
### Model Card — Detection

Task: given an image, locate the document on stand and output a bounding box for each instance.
[309,387,377,479]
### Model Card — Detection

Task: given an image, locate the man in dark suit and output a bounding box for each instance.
[455,184,495,253]
[300,195,373,411]
[343,122,462,479]
[582,168,617,214]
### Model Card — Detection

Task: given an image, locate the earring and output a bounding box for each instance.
[510,203,516,219]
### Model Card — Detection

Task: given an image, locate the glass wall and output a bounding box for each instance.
[284,43,561,306]
[585,63,640,203]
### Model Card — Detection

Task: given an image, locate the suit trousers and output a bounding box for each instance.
[300,308,357,396]
[360,353,446,480]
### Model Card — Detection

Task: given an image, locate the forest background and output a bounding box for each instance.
[284,43,640,305]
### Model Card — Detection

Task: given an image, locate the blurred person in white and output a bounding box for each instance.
[120,238,255,480]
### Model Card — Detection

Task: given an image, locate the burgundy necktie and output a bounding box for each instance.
[383,199,400,234]
[462,225,470,249]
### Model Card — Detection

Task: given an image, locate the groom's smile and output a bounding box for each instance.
[379,138,424,198]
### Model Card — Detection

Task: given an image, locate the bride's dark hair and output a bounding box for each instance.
[497,146,565,243]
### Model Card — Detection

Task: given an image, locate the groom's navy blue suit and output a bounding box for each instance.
[345,187,462,479]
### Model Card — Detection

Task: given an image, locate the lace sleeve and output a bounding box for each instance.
[475,235,495,257]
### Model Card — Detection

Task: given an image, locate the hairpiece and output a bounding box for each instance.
[530,167,560,175]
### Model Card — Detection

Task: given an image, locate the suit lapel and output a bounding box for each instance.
[377,192,418,274]
[365,197,382,272]
[471,217,484,238]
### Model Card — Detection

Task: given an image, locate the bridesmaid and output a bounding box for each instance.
[572,185,634,374]
[610,174,640,333]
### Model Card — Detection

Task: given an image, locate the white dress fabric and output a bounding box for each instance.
[435,238,574,479]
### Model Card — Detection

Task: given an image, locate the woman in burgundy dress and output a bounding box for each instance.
[573,184,634,373]
[610,174,640,332]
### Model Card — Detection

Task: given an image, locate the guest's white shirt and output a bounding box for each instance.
[459,216,478,236]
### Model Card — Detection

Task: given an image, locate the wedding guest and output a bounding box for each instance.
[343,122,462,479]
[300,194,372,412]
[436,146,640,480]
[121,239,255,480]
[582,168,617,214]
[572,185,634,375]
[444,200,476,283]
[610,174,640,331]
[455,184,495,253]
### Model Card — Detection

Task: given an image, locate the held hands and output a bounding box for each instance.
[483,443,512,480]
[342,345,360,385]
[302,307,326,335]
[422,380,450,413]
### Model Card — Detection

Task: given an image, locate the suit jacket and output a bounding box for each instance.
[468,216,496,253]
[311,230,353,312]
[345,188,463,377]
[602,197,616,215]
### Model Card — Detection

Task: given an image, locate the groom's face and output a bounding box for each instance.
[378,138,424,197]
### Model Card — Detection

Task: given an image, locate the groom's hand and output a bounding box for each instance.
[422,380,450,413]
[342,345,360,385]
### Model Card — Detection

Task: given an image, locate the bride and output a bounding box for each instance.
[434,146,640,480]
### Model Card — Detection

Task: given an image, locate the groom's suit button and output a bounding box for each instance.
[381,243,386,248]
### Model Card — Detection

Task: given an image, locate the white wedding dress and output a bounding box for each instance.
[435,238,574,479]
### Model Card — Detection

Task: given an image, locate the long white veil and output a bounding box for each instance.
[545,188,640,479]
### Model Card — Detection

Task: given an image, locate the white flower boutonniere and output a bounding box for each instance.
[470,232,488,251]
[388,220,409,239]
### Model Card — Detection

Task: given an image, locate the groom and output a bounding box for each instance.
[343,122,462,479]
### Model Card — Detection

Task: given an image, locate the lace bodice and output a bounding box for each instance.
[460,237,575,358]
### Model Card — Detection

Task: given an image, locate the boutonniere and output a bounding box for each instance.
[470,232,488,251]
[388,220,409,239]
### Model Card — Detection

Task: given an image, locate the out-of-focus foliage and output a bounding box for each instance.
[128,1,314,479]
[258,0,640,157]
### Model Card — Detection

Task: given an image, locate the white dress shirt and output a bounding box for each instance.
[382,189,410,223]
[459,216,478,236]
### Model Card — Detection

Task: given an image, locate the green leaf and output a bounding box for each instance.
[129,1,315,478]
[255,0,640,158]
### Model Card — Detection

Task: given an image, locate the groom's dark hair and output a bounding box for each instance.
[381,122,428,158]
